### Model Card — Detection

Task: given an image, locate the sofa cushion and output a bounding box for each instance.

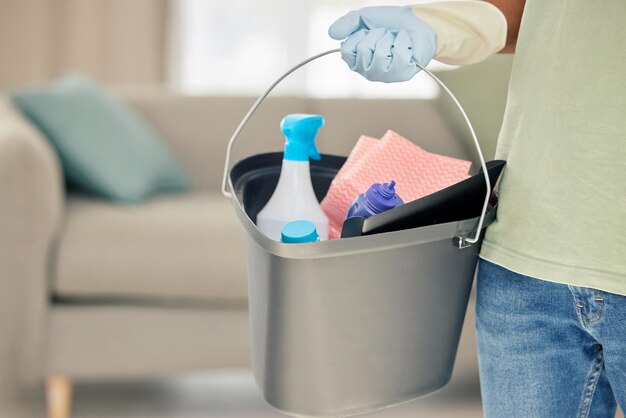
[54,193,248,303]
[11,74,189,203]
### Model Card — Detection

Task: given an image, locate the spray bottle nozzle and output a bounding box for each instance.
[281,114,324,162]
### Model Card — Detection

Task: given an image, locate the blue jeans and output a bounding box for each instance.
[476,259,626,418]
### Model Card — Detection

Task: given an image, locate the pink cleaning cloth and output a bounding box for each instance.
[334,135,380,176]
[321,130,472,239]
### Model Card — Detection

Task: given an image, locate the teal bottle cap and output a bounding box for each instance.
[282,114,324,162]
[281,220,320,244]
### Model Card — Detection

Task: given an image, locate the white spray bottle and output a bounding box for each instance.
[256,114,329,241]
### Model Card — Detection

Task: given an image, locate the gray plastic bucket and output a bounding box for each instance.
[221,50,498,417]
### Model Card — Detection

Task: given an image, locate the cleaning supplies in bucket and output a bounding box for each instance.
[346,180,404,219]
[321,130,472,239]
[223,47,504,417]
[257,114,330,241]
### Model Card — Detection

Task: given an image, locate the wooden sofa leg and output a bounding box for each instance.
[47,376,73,418]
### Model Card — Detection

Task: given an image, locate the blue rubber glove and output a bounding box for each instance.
[328,6,437,83]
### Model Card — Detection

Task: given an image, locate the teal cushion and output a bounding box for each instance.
[11,75,189,203]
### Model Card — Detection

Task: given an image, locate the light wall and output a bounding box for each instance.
[0,0,167,90]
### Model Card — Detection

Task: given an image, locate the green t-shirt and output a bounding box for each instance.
[480,0,626,295]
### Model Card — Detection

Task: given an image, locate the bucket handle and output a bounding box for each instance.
[221,49,491,248]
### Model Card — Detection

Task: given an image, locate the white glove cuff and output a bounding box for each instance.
[412,1,507,65]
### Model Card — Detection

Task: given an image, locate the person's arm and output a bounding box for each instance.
[485,0,526,53]
[328,1,525,83]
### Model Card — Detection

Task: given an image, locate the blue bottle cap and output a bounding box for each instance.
[281,220,320,244]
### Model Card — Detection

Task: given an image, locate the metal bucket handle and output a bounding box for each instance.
[221,49,491,247]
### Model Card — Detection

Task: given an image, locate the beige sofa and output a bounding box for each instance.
[0,89,496,417]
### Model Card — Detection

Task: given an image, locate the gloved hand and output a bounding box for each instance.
[329,2,509,83]
[328,6,437,83]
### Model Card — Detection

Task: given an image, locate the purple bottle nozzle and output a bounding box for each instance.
[364,180,404,214]
[346,180,405,220]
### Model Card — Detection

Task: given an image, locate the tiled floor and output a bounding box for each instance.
[69,371,626,418]
[3,371,625,417]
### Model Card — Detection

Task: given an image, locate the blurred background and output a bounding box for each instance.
[0,0,513,98]
[2,1,602,418]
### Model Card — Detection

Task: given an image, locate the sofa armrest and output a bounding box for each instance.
[0,97,64,391]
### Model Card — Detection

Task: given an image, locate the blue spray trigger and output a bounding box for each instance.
[308,144,322,161]
[281,114,324,162]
